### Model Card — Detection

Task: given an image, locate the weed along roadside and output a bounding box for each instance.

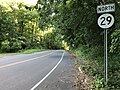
[0,49,46,58]
[70,51,94,90]
[0,0,120,89]
[70,46,120,90]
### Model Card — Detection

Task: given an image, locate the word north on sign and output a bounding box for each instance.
[97,4,115,29]
[97,4,115,13]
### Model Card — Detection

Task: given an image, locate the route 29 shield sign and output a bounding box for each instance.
[97,4,115,29]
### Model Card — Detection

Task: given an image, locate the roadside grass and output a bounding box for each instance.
[0,52,18,55]
[72,45,120,90]
[0,52,18,57]
[0,49,46,56]
[72,46,104,89]
[20,49,46,54]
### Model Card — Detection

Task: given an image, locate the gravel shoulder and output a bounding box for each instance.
[71,53,94,90]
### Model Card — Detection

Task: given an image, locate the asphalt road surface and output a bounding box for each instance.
[0,50,76,90]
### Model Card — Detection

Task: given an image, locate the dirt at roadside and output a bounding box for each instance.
[0,54,16,58]
[70,53,94,90]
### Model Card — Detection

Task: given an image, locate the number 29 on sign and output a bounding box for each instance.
[98,13,114,29]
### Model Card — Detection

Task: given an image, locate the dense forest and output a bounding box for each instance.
[0,0,120,89]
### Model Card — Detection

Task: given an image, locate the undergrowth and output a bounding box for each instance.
[73,45,120,90]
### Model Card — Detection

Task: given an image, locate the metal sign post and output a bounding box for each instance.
[104,29,108,89]
[97,3,115,89]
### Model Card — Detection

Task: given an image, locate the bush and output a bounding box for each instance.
[73,45,120,89]
[10,39,22,52]
[108,53,120,89]
[110,29,120,54]
[1,39,22,52]
[1,40,10,52]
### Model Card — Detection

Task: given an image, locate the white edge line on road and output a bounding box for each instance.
[30,51,65,90]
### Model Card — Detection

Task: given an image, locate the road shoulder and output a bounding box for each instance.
[36,51,77,90]
[71,53,94,90]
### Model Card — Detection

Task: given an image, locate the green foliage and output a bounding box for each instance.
[42,31,63,49]
[9,38,22,52]
[0,1,66,52]
[1,39,22,52]
[108,53,120,89]
[94,77,104,90]
[20,49,46,54]
[35,0,120,89]
[0,0,120,89]
[1,40,10,52]
[110,29,120,53]
[73,45,120,89]
[0,2,43,52]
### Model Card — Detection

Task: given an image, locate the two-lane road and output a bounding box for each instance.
[0,50,76,90]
